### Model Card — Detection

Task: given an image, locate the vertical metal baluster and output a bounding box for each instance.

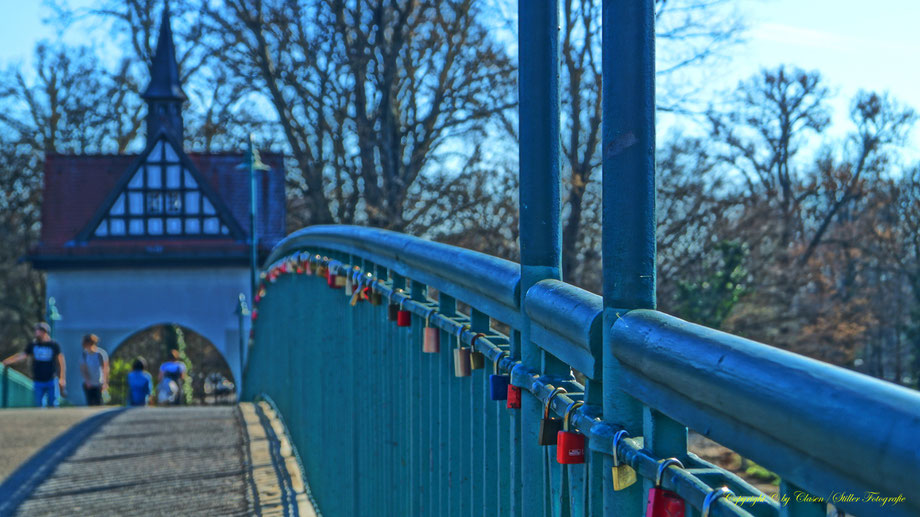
[440,293,459,517]
[411,280,427,515]
[509,329,523,517]
[470,309,489,516]
[584,379,604,517]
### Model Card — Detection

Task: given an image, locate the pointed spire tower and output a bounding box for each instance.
[142,2,186,145]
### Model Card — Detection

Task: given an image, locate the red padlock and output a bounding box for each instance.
[506,385,521,409]
[327,269,337,288]
[556,401,585,464]
[250,308,258,321]
[397,299,411,327]
[647,458,687,517]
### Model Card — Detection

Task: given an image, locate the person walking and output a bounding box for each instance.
[127,357,153,406]
[157,349,187,405]
[79,334,109,406]
[2,322,66,407]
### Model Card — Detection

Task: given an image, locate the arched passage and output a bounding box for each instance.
[109,323,236,404]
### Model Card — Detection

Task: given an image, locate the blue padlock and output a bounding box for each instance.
[489,353,510,400]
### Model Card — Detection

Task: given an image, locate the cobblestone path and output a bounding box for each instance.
[2,405,313,517]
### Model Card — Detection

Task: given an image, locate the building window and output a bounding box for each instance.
[166,192,181,214]
[94,137,234,239]
[147,192,163,214]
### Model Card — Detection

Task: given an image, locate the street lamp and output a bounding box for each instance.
[240,134,271,297]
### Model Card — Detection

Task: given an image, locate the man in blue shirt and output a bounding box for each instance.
[2,322,67,407]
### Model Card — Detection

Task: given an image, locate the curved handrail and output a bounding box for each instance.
[252,225,920,516]
[610,310,920,506]
[268,225,522,326]
[1,365,34,408]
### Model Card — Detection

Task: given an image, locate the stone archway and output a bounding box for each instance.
[46,267,250,406]
[109,323,237,405]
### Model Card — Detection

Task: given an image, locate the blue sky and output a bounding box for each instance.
[699,0,920,153]
[2,0,919,152]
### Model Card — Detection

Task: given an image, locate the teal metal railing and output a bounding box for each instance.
[243,226,920,517]
[243,1,920,515]
[1,365,34,408]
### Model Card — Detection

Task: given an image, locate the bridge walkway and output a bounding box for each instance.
[0,404,315,516]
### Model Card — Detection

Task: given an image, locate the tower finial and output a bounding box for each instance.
[143,1,185,144]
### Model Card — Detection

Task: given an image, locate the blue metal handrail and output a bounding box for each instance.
[245,225,920,516]
[1,365,34,408]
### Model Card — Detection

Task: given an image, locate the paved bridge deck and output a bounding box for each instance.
[0,404,315,516]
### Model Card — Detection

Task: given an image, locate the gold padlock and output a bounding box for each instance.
[611,429,637,491]
[453,325,471,377]
[469,333,486,370]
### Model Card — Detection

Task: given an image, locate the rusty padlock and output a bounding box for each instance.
[556,401,585,464]
[538,387,566,446]
[646,458,686,517]
[469,333,485,370]
[489,353,509,400]
[611,430,637,491]
[423,309,440,353]
[370,288,382,306]
[506,385,521,409]
[453,325,472,377]
[397,299,412,327]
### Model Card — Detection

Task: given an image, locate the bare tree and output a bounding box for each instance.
[197,0,516,233]
[557,0,745,287]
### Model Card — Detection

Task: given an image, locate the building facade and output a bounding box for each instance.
[29,6,285,403]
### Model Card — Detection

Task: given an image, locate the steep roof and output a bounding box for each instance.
[31,150,285,268]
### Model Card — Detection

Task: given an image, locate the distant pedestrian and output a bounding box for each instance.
[127,357,153,406]
[79,334,109,406]
[157,349,186,405]
[1,322,66,407]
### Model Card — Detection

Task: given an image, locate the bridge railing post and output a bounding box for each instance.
[517,2,563,516]
[601,0,689,512]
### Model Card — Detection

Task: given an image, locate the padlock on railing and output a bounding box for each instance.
[453,325,472,377]
[370,288,382,306]
[345,271,355,296]
[423,309,439,353]
[334,269,347,288]
[556,401,585,464]
[489,353,509,400]
[647,458,687,517]
[611,430,637,490]
[397,299,411,327]
[469,333,485,370]
[327,267,337,288]
[506,385,521,409]
[387,290,400,321]
[538,387,566,445]
[701,486,733,517]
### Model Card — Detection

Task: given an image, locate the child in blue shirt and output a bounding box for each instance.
[127,357,153,406]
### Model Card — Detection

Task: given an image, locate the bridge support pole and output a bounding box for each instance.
[518,2,562,516]
[602,0,687,513]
